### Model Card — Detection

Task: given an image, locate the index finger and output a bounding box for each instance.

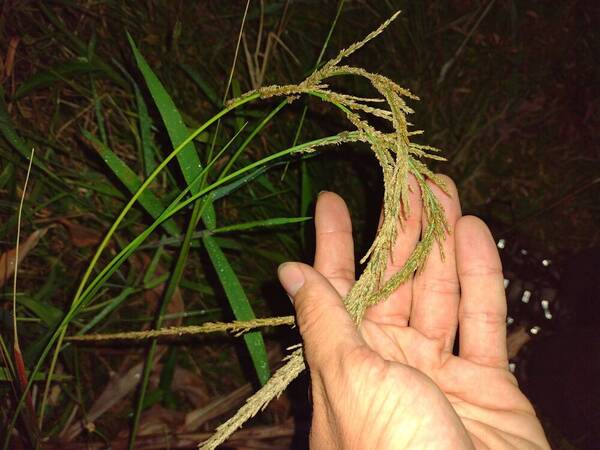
[313,191,355,297]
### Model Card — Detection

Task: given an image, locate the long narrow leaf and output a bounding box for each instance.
[0,367,70,382]
[14,61,102,99]
[91,75,108,144]
[202,235,270,384]
[77,287,136,336]
[38,3,127,89]
[213,216,311,234]
[83,130,180,236]
[16,296,63,329]
[129,200,203,449]
[220,100,287,177]
[128,36,270,385]
[69,133,354,322]
[297,0,345,245]
[3,90,262,450]
[133,83,157,177]
[0,87,62,185]
[127,34,269,447]
[127,35,210,201]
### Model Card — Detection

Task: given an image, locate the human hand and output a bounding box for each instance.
[278,176,550,449]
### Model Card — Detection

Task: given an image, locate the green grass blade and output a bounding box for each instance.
[127,34,210,202]
[129,200,204,450]
[4,92,261,450]
[67,133,330,388]
[297,0,345,244]
[0,87,63,185]
[0,335,16,384]
[128,32,269,343]
[110,58,159,178]
[133,83,157,177]
[90,75,108,145]
[230,79,246,133]
[202,235,270,384]
[211,165,270,201]
[76,287,136,336]
[17,127,341,449]
[212,216,311,234]
[127,34,270,444]
[15,296,63,329]
[55,133,351,321]
[220,100,287,177]
[82,130,180,236]
[75,134,276,310]
[168,133,355,223]
[14,61,102,99]
[0,367,70,382]
[142,217,312,250]
[0,162,13,189]
[69,92,259,313]
[38,3,127,89]
[143,244,166,287]
[314,0,346,70]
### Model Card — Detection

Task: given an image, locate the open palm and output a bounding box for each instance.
[278,176,549,449]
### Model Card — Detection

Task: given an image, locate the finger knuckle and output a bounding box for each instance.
[460,308,506,326]
[415,276,460,296]
[459,265,503,278]
[327,267,355,282]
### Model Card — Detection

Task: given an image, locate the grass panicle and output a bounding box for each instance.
[197,11,449,449]
[2,3,595,449]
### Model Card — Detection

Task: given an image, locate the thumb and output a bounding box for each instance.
[278,262,362,370]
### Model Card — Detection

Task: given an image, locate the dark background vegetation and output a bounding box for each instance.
[1,0,598,448]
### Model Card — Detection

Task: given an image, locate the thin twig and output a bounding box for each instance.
[437,0,497,84]
[223,0,251,103]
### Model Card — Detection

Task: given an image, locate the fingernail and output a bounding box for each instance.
[318,190,329,197]
[278,262,305,299]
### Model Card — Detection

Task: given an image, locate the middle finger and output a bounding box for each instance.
[364,175,423,326]
[410,175,462,352]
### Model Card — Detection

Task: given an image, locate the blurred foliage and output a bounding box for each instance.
[0,0,597,447]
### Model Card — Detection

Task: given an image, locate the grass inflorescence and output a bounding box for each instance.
[1,2,596,449]
[198,11,451,449]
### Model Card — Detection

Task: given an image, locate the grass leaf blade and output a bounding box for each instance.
[133,83,158,177]
[202,235,270,385]
[213,216,311,234]
[126,35,271,442]
[14,61,102,99]
[127,34,208,199]
[82,130,180,237]
[0,87,62,185]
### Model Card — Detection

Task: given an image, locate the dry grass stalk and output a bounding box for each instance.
[199,11,450,450]
[67,316,295,342]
